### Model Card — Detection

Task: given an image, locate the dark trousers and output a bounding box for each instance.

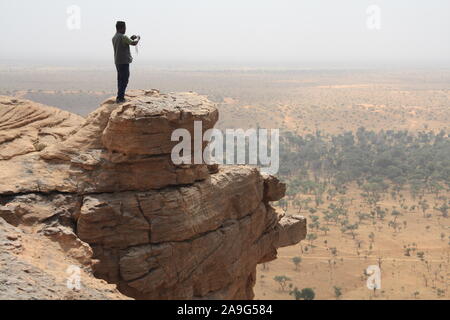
[116,64,130,100]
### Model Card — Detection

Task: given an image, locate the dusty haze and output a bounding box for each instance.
[1,0,450,68]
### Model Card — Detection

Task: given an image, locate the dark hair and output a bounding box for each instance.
[116,21,126,31]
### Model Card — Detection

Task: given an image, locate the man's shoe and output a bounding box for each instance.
[116,98,126,104]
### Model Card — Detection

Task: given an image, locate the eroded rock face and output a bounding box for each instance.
[77,166,306,299]
[0,96,83,161]
[0,90,306,300]
[0,217,128,300]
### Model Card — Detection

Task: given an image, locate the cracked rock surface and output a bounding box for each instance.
[0,90,306,300]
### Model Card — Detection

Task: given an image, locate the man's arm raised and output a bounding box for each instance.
[123,35,140,46]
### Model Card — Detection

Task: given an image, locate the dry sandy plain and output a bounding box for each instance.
[255,188,449,300]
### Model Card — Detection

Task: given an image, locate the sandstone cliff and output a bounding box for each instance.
[0,90,306,300]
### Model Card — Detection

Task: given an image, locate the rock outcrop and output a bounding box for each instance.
[0,90,306,300]
[0,217,128,300]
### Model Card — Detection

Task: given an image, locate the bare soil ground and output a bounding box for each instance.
[254,187,449,300]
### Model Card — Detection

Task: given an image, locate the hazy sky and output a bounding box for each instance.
[1,0,450,67]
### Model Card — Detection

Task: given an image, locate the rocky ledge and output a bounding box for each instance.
[0,90,306,300]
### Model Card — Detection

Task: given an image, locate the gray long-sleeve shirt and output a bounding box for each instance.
[112,33,133,65]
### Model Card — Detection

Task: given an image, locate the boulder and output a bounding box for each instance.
[0,90,306,300]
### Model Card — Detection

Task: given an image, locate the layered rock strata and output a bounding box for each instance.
[0,90,306,300]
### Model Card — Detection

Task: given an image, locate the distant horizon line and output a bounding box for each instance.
[1,58,450,72]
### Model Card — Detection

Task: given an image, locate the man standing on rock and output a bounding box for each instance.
[112,21,140,103]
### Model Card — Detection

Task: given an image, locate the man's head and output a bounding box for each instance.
[116,21,126,34]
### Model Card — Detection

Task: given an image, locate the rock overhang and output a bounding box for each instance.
[0,90,306,300]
